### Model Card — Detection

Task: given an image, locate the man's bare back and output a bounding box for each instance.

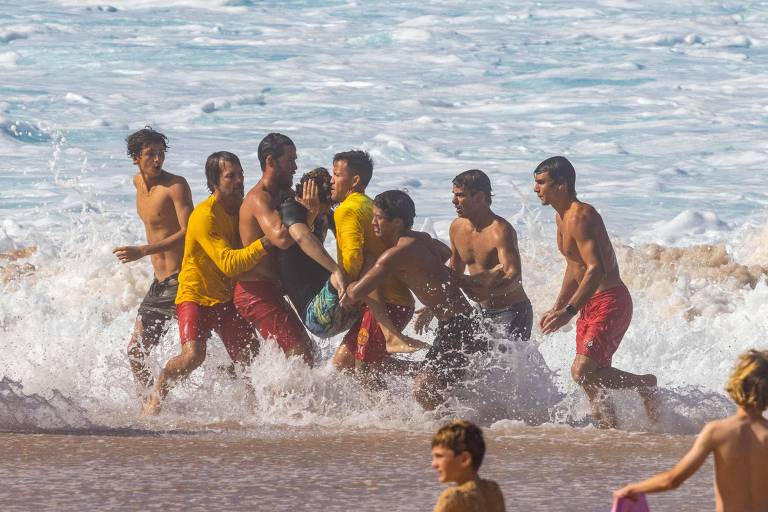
[451,215,528,309]
[709,412,768,511]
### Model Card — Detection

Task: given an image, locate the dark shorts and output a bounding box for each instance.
[424,314,486,384]
[576,285,633,367]
[481,299,533,342]
[233,280,309,353]
[341,304,415,364]
[137,273,179,322]
[176,301,258,362]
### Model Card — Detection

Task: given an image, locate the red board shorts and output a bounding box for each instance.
[233,280,308,353]
[341,304,414,364]
[575,284,633,367]
[177,301,258,362]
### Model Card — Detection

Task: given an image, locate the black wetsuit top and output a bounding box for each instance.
[277,197,332,314]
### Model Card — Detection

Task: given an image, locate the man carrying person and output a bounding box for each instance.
[322,151,420,375]
[533,156,657,428]
[144,151,273,415]
[344,190,486,409]
[113,127,193,397]
[234,133,330,366]
[415,169,532,344]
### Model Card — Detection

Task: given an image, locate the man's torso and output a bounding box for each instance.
[134,172,184,280]
[556,201,622,293]
[238,182,283,282]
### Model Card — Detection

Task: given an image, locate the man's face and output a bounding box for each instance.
[451,185,483,218]
[331,160,356,203]
[372,206,399,241]
[431,445,467,484]
[215,160,245,202]
[272,144,297,189]
[133,142,165,179]
[534,171,557,206]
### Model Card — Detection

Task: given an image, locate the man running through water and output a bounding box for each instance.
[415,169,533,343]
[345,190,486,409]
[113,127,193,398]
[144,151,272,415]
[534,156,657,428]
[235,133,326,366]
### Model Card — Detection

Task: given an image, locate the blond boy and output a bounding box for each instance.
[431,420,505,512]
[614,349,768,511]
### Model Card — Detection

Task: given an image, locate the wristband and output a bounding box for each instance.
[565,303,577,316]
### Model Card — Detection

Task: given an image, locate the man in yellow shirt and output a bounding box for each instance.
[144,151,272,415]
[324,150,417,377]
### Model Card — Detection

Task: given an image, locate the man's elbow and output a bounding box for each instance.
[272,230,295,250]
[662,471,684,491]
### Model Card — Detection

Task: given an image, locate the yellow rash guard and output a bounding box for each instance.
[175,194,267,306]
[334,191,413,307]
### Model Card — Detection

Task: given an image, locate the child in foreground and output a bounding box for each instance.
[614,349,768,512]
[431,420,505,512]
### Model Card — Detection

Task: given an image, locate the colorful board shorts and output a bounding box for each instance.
[233,280,309,353]
[423,313,486,384]
[137,273,179,323]
[341,304,415,364]
[575,284,633,367]
[176,301,258,362]
[481,299,533,342]
[304,280,360,339]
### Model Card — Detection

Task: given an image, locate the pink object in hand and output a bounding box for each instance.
[611,493,650,512]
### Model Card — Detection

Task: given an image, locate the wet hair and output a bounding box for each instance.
[295,167,332,204]
[725,350,768,411]
[533,156,576,197]
[333,150,373,189]
[453,169,493,205]
[373,190,415,230]
[431,420,486,471]
[205,151,241,193]
[126,126,168,159]
[258,133,295,171]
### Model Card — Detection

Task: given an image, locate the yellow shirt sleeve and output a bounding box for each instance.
[191,213,267,277]
[334,202,365,279]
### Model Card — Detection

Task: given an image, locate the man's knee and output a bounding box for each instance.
[571,357,598,385]
[332,345,355,371]
[181,341,207,370]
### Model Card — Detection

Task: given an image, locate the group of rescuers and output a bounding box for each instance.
[114,127,658,427]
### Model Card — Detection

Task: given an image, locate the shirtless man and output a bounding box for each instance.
[234,133,328,366]
[113,127,193,395]
[326,151,417,375]
[534,156,656,428]
[144,151,272,414]
[345,190,486,409]
[416,169,532,343]
[614,350,768,512]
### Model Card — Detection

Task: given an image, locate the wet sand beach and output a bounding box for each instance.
[0,426,712,511]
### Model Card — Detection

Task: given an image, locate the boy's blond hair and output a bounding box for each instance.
[431,420,486,471]
[725,349,768,411]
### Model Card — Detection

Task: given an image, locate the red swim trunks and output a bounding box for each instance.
[177,301,258,362]
[341,304,415,364]
[233,280,309,353]
[575,284,633,367]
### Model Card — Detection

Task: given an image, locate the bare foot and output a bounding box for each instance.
[591,399,617,429]
[638,376,659,423]
[385,333,430,354]
[142,393,161,416]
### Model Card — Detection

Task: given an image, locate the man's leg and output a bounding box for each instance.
[127,312,170,390]
[571,354,657,428]
[144,339,207,415]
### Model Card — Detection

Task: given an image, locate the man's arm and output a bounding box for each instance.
[113,179,194,263]
[194,214,271,277]
[614,422,714,499]
[345,250,397,303]
[541,218,596,333]
[246,190,294,250]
